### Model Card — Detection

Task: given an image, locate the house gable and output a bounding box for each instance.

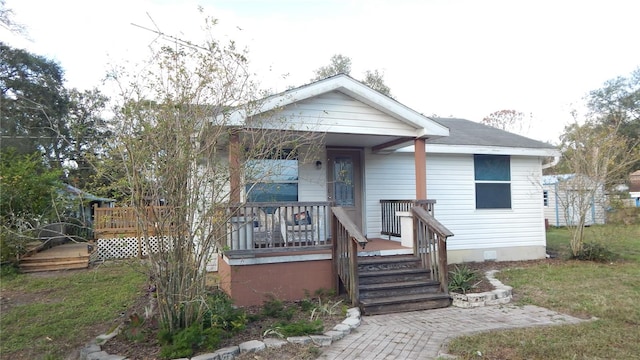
[228,74,450,139]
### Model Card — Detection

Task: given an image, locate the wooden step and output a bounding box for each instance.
[359,293,452,315]
[359,280,441,299]
[20,261,89,273]
[19,255,90,264]
[359,268,432,285]
[358,255,422,272]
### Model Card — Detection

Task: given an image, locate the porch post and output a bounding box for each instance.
[229,130,241,203]
[414,138,427,199]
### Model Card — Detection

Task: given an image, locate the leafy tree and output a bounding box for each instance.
[311,54,392,96]
[0,42,70,167]
[0,149,64,262]
[110,12,321,335]
[64,88,111,189]
[585,67,640,169]
[556,121,639,257]
[312,54,352,80]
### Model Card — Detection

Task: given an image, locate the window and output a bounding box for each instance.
[543,190,549,207]
[246,150,298,203]
[474,154,511,209]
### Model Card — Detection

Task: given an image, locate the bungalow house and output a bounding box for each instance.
[542,174,607,227]
[207,74,559,310]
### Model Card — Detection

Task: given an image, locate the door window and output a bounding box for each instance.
[333,156,354,206]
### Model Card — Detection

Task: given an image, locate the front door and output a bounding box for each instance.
[327,149,363,231]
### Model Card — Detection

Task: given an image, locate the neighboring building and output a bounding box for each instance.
[630,170,640,207]
[543,174,607,226]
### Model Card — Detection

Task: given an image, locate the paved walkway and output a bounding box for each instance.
[319,304,586,360]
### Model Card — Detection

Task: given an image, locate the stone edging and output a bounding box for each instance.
[451,270,512,308]
[79,307,362,360]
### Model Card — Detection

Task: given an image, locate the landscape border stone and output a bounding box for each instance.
[451,270,512,308]
[79,307,362,360]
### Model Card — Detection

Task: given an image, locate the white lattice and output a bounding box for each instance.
[97,236,173,260]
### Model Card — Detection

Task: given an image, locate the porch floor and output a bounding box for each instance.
[358,238,412,257]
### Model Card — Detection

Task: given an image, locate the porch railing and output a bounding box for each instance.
[225,202,332,251]
[411,206,453,293]
[380,199,436,238]
[331,207,368,306]
[93,206,174,238]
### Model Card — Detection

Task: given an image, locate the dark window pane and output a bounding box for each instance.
[476,183,511,209]
[474,155,510,181]
[333,157,354,206]
[246,183,298,203]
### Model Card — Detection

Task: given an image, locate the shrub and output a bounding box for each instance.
[448,264,480,294]
[261,295,294,320]
[573,242,617,262]
[202,290,248,334]
[158,325,222,359]
[277,319,323,337]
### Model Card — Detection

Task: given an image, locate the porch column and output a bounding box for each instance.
[229,130,241,203]
[414,138,427,199]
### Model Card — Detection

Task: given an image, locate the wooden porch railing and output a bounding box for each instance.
[224,202,332,252]
[380,199,436,238]
[93,206,175,238]
[331,207,368,306]
[411,206,453,293]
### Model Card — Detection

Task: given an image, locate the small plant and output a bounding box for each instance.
[309,298,344,321]
[121,313,146,342]
[202,290,248,334]
[261,295,294,320]
[448,264,481,294]
[277,319,323,337]
[262,326,285,339]
[573,242,616,262]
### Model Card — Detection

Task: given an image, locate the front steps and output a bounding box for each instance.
[19,243,92,273]
[357,255,451,315]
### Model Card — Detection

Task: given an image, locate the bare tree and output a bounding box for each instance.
[481,109,530,135]
[109,14,322,334]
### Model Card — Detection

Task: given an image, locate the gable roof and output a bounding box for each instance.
[227,74,449,139]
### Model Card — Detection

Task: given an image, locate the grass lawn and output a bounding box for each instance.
[447,224,640,360]
[0,260,147,359]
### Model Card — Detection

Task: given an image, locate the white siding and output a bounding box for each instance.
[364,152,547,256]
[298,146,327,201]
[266,91,420,137]
[542,183,606,226]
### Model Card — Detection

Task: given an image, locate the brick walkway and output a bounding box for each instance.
[319,304,586,360]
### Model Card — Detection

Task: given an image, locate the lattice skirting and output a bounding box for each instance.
[96,236,219,271]
[96,236,168,260]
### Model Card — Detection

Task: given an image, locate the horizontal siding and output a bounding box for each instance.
[298,146,327,201]
[431,155,546,250]
[364,151,416,237]
[271,92,419,136]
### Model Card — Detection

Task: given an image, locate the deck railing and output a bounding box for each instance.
[411,206,453,293]
[224,202,332,252]
[93,206,174,238]
[380,199,436,238]
[331,207,368,306]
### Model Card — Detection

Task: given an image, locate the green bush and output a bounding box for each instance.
[448,264,480,294]
[261,295,294,320]
[277,319,323,337]
[573,242,617,262]
[202,290,248,334]
[158,325,222,359]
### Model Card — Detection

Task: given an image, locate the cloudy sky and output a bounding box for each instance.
[4,0,639,143]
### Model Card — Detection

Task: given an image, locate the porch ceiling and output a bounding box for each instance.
[324,133,414,150]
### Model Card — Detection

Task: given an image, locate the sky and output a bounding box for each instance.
[3,0,640,144]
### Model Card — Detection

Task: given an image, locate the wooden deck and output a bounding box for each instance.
[19,243,93,273]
